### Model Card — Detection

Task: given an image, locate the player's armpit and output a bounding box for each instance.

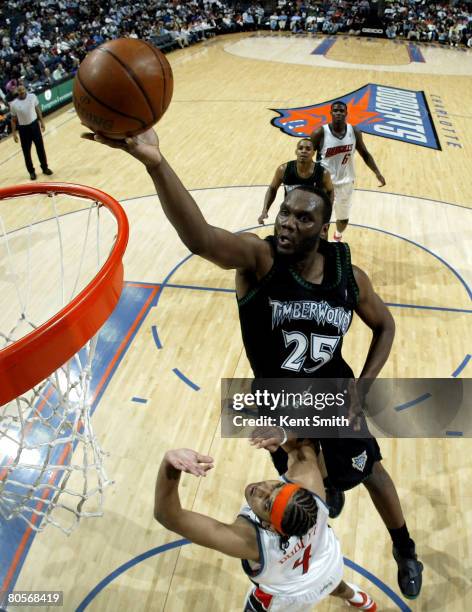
[157,509,260,560]
[202,229,273,274]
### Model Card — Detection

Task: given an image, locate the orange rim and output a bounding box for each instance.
[0,182,129,406]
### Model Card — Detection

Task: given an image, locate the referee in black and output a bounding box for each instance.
[10,85,53,180]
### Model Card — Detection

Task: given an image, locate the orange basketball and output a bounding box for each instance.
[73,38,173,139]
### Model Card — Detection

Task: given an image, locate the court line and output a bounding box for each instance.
[235,222,472,302]
[394,392,432,412]
[3,186,470,241]
[1,285,159,593]
[76,539,411,611]
[117,186,472,211]
[131,397,148,404]
[163,282,472,314]
[172,368,200,391]
[348,222,471,301]
[343,558,411,611]
[93,286,160,407]
[151,325,163,349]
[451,354,471,378]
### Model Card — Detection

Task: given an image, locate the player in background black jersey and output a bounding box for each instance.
[258,138,333,225]
[83,128,423,600]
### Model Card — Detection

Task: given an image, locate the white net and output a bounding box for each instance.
[0,188,122,534]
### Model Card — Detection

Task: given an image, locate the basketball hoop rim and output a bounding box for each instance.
[0,182,129,406]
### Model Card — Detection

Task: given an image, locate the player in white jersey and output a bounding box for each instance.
[311,101,386,242]
[154,439,377,611]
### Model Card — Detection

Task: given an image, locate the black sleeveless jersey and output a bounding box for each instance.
[238,238,359,378]
[282,160,324,194]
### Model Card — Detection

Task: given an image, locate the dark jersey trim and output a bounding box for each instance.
[238,513,266,578]
[237,266,277,307]
[288,241,342,291]
[342,242,360,305]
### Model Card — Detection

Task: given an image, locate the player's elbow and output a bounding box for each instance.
[179,230,211,257]
[154,505,174,529]
[376,310,395,339]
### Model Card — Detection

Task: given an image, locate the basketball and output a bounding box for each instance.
[73,38,173,139]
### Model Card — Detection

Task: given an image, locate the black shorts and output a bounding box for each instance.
[320,437,382,491]
[269,437,382,492]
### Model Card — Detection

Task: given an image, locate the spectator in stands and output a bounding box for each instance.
[170,25,189,48]
[52,63,66,81]
[407,21,420,40]
[0,0,471,118]
[449,23,461,46]
[386,22,397,39]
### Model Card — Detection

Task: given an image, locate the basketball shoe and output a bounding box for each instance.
[393,545,423,598]
[333,231,343,242]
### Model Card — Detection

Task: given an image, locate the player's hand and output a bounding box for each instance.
[165,449,214,477]
[376,173,386,187]
[258,210,268,225]
[250,426,286,452]
[347,379,365,432]
[13,133,18,143]
[81,128,162,168]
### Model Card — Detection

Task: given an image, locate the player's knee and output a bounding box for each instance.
[362,461,390,491]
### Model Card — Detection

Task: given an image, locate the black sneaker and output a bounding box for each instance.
[43,168,53,175]
[325,486,345,518]
[29,172,37,180]
[393,545,423,599]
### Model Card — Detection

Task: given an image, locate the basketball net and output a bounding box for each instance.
[0,183,128,534]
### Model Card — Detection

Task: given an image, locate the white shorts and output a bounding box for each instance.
[333,182,355,220]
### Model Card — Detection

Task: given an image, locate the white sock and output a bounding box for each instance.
[334,230,343,238]
[346,583,365,604]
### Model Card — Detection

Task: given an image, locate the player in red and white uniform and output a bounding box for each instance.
[154,439,377,611]
[311,101,386,242]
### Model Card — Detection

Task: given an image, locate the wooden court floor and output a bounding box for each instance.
[0,33,471,611]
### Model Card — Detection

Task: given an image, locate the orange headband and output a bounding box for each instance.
[270,483,301,535]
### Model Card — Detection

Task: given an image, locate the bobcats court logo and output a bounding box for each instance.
[352,450,368,472]
[271,84,440,150]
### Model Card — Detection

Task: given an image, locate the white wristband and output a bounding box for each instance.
[279,427,288,446]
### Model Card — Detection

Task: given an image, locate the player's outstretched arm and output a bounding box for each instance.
[154,449,259,560]
[259,164,285,224]
[82,129,270,272]
[284,439,325,500]
[353,265,395,380]
[354,128,386,187]
[250,430,325,499]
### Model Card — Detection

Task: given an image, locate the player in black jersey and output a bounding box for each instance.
[84,128,423,600]
[258,138,333,225]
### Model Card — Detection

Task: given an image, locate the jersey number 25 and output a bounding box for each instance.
[281,331,340,373]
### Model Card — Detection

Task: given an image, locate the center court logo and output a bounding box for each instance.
[271,84,441,150]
